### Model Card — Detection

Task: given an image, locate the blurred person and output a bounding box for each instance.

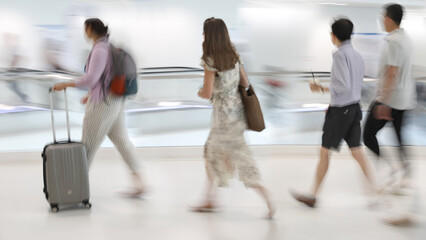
[44,38,68,72]
[364,3,418,227]
[382,186,419,227]
[263,66,288,109]
[193,17,275,218]
[2,33,28,102]
[52,18,146,197]
[2,33,21,68]
[291,18,377,208]
[363,4,416,189]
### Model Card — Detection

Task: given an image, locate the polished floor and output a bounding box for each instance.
[0,146,424,240]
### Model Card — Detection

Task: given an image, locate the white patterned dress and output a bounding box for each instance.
[201,59,260,187]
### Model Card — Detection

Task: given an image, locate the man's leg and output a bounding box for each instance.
[391,109,412,186]
[290,147,331,208]
[350,147,376,191]
[291,107,337,208]
[363,102,387,157]
[311,147,331,196]
[391,110,408,167]
[346,105,377,193]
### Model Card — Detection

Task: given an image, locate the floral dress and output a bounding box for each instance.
[201,58,260,187]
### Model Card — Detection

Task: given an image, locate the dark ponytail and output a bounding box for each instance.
[84,18,109,37]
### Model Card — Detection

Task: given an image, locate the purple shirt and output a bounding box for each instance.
[75,36,113,103]
[329,40,364,107]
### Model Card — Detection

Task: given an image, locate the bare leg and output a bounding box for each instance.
[311,147,331,196]
[117,172,147,198]
[290,147,330,207]
[131,172,145,193]
[192,166,217,211]
[250,184,276,219]
[201,177,216,207]
[350,147,377,192]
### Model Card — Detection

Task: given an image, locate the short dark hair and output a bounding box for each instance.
[384,3,404,26]
[84,18,109,37]
[331,18,353,42]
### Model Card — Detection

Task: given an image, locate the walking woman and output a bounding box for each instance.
[52,18,145,197]
[194,17,275,218]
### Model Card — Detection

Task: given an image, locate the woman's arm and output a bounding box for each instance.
[52,81,76,91]
[53,47,108,91]
[239,66,249,88]
[198,68,215,99]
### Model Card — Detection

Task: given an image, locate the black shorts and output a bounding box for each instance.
[322,103,362,151]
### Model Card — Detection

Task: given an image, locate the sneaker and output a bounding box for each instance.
[290,190,316,208]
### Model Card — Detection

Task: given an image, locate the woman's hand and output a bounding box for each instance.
[198,88,211,99]
[81,94,89,104]
[52,82,70,91]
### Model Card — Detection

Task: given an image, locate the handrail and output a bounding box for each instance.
[142,66,203,70]
[2,68,426,82]
[139,66,204,74]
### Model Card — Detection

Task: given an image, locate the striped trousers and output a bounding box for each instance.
[82,94,139,173]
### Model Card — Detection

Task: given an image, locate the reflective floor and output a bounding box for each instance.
[0,146,424,240]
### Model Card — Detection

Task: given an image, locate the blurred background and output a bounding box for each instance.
[1,0,426,152]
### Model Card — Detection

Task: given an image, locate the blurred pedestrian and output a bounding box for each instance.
[364,3,418,227]
[53,18,146,197]
[363,3,416,189]
[193,17,275,218]
[291,18,377,207]
[3,33,28,102]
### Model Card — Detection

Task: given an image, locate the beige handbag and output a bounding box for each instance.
[238,85,265,132]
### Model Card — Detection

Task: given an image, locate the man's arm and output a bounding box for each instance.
[374,66,398,121]
[377,65,398,105]
[311,52,348,94]
[330,52,350,95]
[374,40,402,120]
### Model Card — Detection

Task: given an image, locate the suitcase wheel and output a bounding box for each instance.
[82,200,92,209]
[51,204,59,212]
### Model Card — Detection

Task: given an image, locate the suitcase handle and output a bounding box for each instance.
[49,87,71,143]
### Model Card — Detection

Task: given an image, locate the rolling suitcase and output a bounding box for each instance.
[42,88,91,212]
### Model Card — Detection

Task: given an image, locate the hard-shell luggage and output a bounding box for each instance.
[42,88,91,212]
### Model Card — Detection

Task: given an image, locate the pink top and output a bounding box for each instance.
[75,36,113,103]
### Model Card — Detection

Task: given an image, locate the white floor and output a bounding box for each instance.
[0,146,425,240]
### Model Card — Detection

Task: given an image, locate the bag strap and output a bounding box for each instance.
[238,63,250,88]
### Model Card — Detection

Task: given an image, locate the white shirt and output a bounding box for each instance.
[376,28,416,110]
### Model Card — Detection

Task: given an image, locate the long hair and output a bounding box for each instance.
[202,17,239,72]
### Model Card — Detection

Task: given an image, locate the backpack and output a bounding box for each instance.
[108,44,138,96]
